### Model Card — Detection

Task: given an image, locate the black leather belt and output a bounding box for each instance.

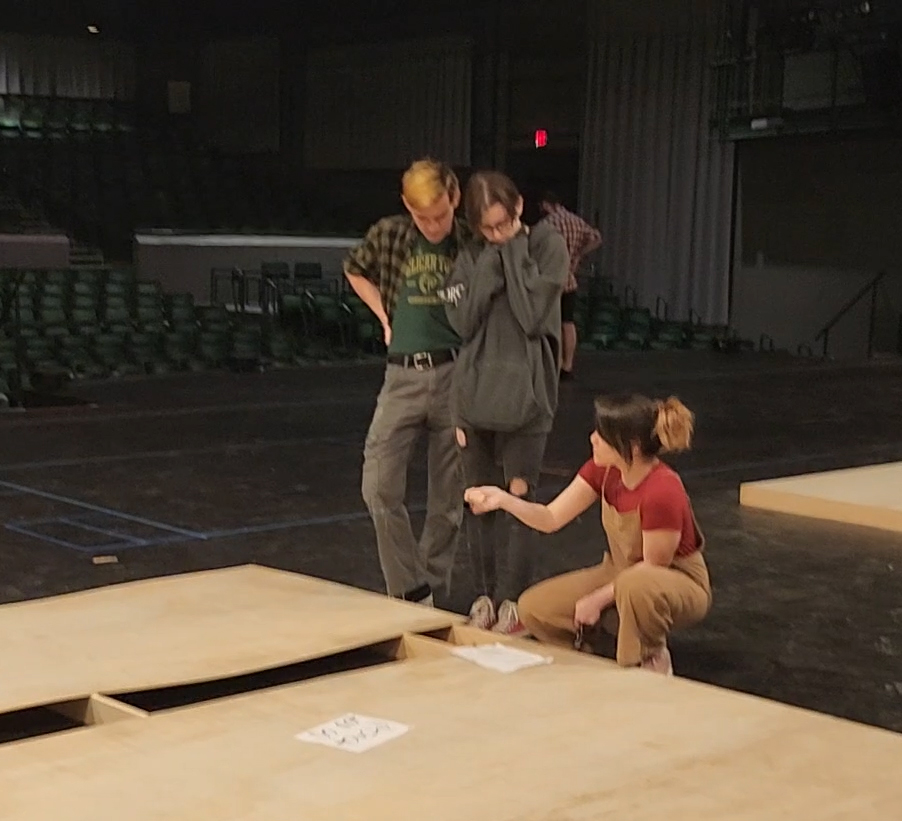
[386,349,458,370]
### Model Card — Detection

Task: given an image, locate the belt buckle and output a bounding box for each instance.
[412,352,433,371]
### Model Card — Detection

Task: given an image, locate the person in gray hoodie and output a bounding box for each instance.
[440,171,569,634]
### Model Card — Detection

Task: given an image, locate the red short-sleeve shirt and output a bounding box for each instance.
[577,460,700,557]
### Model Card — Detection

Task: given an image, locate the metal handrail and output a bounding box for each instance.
[814,271,886,358]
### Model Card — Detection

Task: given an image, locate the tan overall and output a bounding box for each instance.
[518,473,712,667]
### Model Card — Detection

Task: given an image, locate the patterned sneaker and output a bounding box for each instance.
[640,645,673,676]
[468,595,497,630]
[492,600,527,636]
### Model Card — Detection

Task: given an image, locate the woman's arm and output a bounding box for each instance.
[636,473,688,567]
[641,530,681,566]
[572,529,680,629]
[465,475,598,533]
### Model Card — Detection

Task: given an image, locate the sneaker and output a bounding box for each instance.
[468,595,496,630]
[492,600,527,636]
[640,645,673,676]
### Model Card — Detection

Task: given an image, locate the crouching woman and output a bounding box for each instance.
[464,393,712,675]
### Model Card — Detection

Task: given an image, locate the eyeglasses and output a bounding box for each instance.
[480,217,514,237]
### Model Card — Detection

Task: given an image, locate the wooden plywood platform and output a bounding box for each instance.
[740,461,902,533]
[0,564,461,715]
[1,626,900,820]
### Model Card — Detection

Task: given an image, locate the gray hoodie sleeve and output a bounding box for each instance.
[499,228,569,338]
[440,244,505,342]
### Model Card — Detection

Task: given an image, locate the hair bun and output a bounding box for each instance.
[655,396,695,454]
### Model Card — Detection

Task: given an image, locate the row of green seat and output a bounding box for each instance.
[1,266,188,351]
[0,323,301,385]
[3,266,136,288]
[571,282,751,352]
[272,273,750,360]
[0,263,387,400]
[0,95,135,137]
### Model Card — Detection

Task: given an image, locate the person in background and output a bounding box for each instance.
[440,171,569,634]
[538,192,602,380]
[465,393,712,674]
[344,158,469,607]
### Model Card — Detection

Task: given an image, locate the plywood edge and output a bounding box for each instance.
[451,624,605,665]
[0,565,260,613]
[50,693,149,726]
[739,460,902,489]
[66,627,468,716]
[104,634,450,719]
[375,629,609,668]
[241,565,468,623]
[158,620,463,687]
[740,484,902,533]
[395,633,460,660]
[417,624,612,667]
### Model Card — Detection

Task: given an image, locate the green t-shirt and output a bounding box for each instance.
[388,232,461,355]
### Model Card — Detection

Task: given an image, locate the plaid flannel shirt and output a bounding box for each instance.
[344,214,471,322]
[542,205,602,275]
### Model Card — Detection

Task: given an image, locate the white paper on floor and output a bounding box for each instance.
[451,643,553,673]
[295,713,410,753]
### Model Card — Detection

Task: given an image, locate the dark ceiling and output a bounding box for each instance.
[754,0,902,24]
[2,0,469,40]
[5,1,899,42]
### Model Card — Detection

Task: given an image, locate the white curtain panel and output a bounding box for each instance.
[0,34,135,100]
[579,1,734,325]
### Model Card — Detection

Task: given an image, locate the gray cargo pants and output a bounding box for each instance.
[361,360,462,601]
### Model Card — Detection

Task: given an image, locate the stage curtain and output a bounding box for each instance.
[304,35,472,170]
[579,0,734,324]
[0,33,135,99]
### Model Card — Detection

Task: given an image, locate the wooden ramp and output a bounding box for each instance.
[3,567,901,819]
[0,564,461,715]
[1,624,900,820]
[739,461,902,533]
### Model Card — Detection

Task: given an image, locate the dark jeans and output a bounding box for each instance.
[458,427,548,604]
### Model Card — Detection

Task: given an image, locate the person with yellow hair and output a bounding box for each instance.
[344,158,470,607]
[464,393,712,675]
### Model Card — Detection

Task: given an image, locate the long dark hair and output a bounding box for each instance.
[463,170,521,234]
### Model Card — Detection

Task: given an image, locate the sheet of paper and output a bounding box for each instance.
[451,642,553,673]
[295,713,410,753]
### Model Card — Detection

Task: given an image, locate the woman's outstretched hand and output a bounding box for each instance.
[464,486,506,514]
